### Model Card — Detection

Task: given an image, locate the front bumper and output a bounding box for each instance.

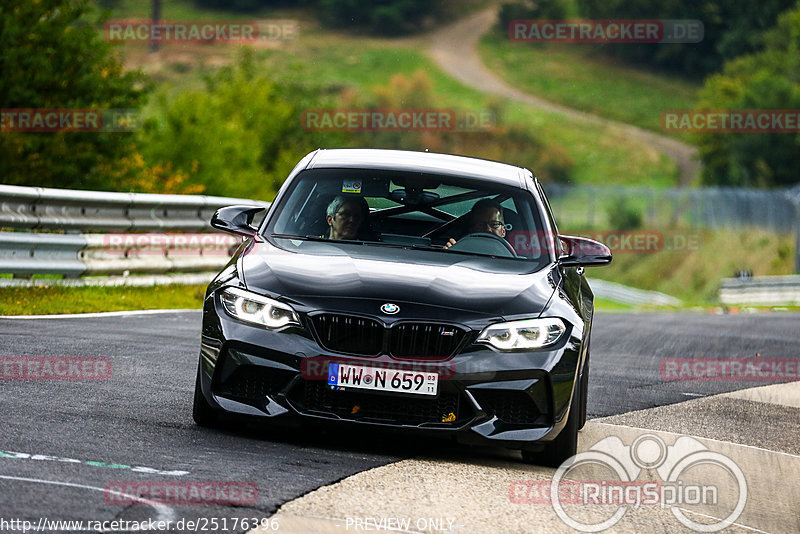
[198,293,583,450]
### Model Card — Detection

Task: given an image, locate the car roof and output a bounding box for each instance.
[305,149,531,188]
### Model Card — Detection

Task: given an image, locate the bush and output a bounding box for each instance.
[316,0,445,35]
[192,0,310,12]
[695,4,800,187]
[498,0,569,31]
[0,0,150,190]
[607,197,643,230]
[137,50,342,199]
[573,0,796,78]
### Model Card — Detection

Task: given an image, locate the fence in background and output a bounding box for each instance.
[545,183,800,275]
[545,184,800,234]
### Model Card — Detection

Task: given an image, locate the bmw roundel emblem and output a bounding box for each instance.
[381,303,400,314]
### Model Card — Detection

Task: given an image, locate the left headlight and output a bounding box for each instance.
[220,287,300,329]
[477,317,566,351]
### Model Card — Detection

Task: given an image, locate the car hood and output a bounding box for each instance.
[239,240,557,320]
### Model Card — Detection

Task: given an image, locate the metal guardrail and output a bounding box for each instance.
[0,184,268,232]
[720,275,800,305]
[0,185,269,284]
[0,232,87,277]
[589,279,682,307]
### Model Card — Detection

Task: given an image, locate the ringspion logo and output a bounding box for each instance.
[535,434,747,532]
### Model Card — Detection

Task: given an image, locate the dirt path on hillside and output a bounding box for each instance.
[427,8,701,185]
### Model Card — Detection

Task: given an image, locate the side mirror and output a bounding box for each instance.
[558,235,612,267]
[211,205,266,237]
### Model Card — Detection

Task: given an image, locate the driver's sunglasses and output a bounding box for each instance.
[481,220,504,229]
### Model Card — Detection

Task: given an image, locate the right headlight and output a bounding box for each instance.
[220,287,300,330]
[477,317,566,351]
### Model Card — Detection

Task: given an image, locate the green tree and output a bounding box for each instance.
[695,5,800,187]
[498,0,569,31]
[317,0,445,35]
[0,0,149,189]
[574,0,796,77]
[138,50,346,200]
[192,0,313,12]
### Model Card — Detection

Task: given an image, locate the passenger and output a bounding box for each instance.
[325,195,369,240]
[445,198,506,248]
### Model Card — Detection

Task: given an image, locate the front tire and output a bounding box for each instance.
[192,364,218,427]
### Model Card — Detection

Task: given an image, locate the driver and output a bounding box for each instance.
[445,198,506,248]
[325,195,369,240]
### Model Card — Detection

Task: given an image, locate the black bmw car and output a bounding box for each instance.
[193,148,611,465]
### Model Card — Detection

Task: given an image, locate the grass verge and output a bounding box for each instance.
[256,29,678,185]
[584,229,795,304]
[478,30,700,139]
[0,284,205,315]
[119,12,679,186]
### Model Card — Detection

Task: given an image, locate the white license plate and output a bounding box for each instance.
[327,363,438,396]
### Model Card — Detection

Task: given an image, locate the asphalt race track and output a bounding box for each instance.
[0,310,797,532]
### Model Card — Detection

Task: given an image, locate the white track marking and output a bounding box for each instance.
[0,474,176,527]
[673,507,770,534]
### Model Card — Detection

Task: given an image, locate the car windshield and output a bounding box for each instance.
[265,168,552,264]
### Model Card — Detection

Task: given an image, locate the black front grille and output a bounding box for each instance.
[219,366,293,401]
[312,313,466,359]
[311,314,384,356]
[471,390,543,425]
[289,380,469,426]
[390,323,466,359]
